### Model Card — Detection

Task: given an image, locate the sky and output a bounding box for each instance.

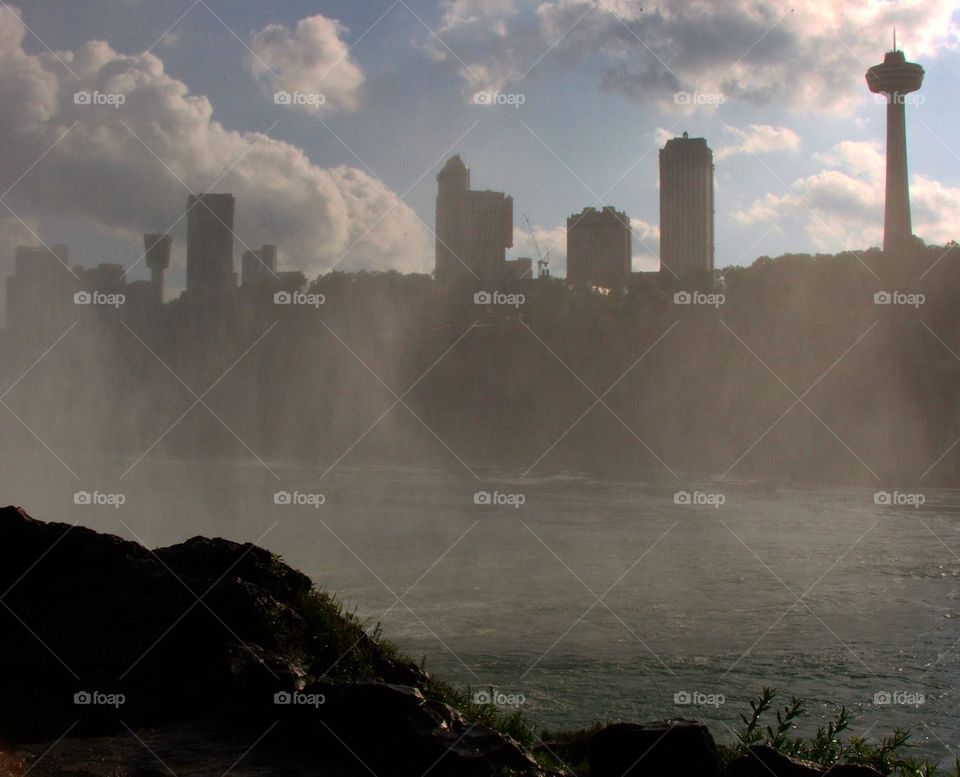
[1,0,959,298]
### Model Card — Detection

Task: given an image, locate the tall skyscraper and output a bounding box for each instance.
[241,244,278,286]
[186,193,236,298]
[566,206,631,293]
[659,132,714,278]
[866,44,924,254]
[6,244,73,334]
[435,155,513,284]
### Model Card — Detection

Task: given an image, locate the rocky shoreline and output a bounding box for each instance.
[0,507,886,776]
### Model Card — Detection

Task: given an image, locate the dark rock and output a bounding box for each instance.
[274,681,539,777]
[724,746,883,777]
[0,507,550,777]
[588,720,721,777]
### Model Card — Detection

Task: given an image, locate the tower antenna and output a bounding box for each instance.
[893,28,897,52]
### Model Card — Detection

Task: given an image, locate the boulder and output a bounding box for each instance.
[724,746,883,777]
[0,507,552,777]
[588,720,721,777]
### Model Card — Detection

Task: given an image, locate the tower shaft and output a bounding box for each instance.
[883,96,912,254]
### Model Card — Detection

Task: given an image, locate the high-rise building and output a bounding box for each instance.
[435,155,513,284]
[866,44,924,254]
[659,132,714,278]
[5,244,73,334]
[241,244,278,286]
[186,193,236,298]
[144,233,172,306]
[566,206,631,293]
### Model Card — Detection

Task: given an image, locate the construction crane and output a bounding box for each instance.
[523,214,550,279]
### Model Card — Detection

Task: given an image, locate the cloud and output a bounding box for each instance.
[0,5,430,296]
[512,222,567,276]
[715,124,801,161]
[247,14,365,113]
[630,218,660,270]
[733,139,960,250]
[424,0,959,112]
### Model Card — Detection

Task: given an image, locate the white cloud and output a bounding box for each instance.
[715,124,801,161]
[247,14,365,113]
[0,5,430,292]
[733,139,960,250]
[631,218,660,270]
[512,223,566,276]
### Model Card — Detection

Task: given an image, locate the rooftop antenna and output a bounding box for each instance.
[893,28,897,52]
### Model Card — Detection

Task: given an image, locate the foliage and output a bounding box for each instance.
[728,688,959,776]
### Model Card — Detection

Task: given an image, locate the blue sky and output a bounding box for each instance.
[3,0,959,294]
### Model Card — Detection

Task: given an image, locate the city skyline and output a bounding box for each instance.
[0,1,958,316]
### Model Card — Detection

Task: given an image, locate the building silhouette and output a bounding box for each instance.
[186,193,236,298]
[866,44,924,254]
[566,206,631,294]
[5,245,74,335]
[435,155,513,284]
[144,233,172,306]
[241,244,278,286]
[659,132,714,278]
[504,257,533,281]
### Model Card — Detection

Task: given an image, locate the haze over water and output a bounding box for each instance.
[11,454,960,764]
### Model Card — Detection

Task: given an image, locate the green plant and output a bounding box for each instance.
[730,689,951,777]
